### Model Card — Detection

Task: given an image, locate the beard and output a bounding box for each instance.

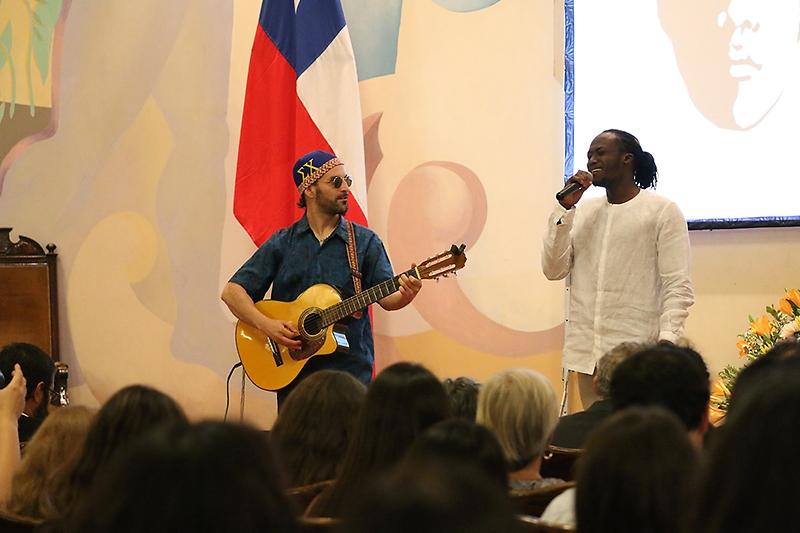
[320,195,348,216]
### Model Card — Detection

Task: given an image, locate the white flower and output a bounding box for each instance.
[779,317,800,339]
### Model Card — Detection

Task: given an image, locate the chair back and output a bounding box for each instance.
[286,479,335,515]
[517,514,576,532]
[298,516,338,533]
[540,446,582,481]
[0,512,42,533]
[510,481,576,517]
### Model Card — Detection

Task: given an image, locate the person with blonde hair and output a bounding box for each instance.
[476,368,561,490]
[5,406,95,520]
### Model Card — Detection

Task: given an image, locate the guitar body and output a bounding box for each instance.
[233,243,467,392]
[235,284,343,391]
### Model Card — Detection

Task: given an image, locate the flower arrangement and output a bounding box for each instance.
[710,289,800,415]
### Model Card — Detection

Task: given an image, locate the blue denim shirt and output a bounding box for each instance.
[230,215,394,385]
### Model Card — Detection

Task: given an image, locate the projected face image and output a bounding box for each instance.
[659,0,800,129]
[721,0,800,128]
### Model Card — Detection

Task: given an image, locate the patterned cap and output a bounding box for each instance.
[293,150,343,195]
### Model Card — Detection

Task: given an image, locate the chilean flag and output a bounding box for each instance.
[235,0,368,246]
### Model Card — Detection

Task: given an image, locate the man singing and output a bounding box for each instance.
[541,130,694,407]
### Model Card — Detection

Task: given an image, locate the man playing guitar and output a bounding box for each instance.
[221,151,421,407]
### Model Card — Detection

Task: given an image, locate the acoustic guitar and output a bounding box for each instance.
[235,244,467,391]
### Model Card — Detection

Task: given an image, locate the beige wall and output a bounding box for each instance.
[686,227,800,376]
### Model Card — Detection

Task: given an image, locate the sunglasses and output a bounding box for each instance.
[330,175,353,189]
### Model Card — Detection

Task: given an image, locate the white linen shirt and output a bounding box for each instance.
[541,190,694,374]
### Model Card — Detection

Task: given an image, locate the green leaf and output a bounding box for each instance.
[0,22,12,70]
[31,0,63,84]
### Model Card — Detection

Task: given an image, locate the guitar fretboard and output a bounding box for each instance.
[319,268,418,326]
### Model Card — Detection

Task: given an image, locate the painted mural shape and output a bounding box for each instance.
[0,0,66,186]
[344,0,567,378]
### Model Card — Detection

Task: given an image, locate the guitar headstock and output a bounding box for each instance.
[416,244,467,280]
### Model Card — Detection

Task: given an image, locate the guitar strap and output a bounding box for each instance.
[345,219,363,319]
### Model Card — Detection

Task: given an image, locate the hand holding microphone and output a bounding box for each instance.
[556,170,593,208]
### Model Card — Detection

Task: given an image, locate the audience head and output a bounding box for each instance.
[576,406,697,533]
[7,406,95,520]
[610,342,710,441]
[0,343,55,431]
[694,360,800,533]
[310,362,450,517]
[271,370,366,486]
[727,339,800,412]
[476,368,558,471]
[63,385,187,511]
[353,362,450,461]
[339,455,518,533]
[441,376,480,421]
[64,421,297,533]
[594,342,643,399]
[405,418,508,489]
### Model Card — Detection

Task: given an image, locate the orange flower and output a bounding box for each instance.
[780,289,800,314]
[751,315,773,337]
[711,379,730,399]
[736,339,748,358]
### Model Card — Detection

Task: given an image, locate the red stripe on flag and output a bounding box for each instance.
[235,27,367,247]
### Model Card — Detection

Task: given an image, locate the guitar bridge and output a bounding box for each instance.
[267,338,283,367]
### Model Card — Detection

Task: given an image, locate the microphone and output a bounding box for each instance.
[555,171,592,202]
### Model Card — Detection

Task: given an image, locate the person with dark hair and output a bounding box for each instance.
[338,457,519,533]
[692,357,800,533]
[0,343,56,443]
[610,342,710,447]
[441,376,480,421]
[306,362,450,518]
[62,421,298,533]
[543,342,710,527]
[271,370,366,487]
[56,385,188,516]
[726,338,800,413]
[405,418,508,489]
[575,406,698,533]
[542,130,693,408]
[221,150,421,407]
[551,342,643,449]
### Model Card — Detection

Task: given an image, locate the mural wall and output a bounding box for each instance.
[1,0,798,426]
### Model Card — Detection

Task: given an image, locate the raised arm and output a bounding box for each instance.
[541,203,576,281]
[0,364,26,505]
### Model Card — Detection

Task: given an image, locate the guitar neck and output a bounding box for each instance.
[320,267,419,326]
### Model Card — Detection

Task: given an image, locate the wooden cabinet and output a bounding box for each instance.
[0,228,59,360]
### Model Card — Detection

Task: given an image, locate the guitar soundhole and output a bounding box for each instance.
[303,312,323,336]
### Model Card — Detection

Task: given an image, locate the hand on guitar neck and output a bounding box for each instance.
[378,267,422,311]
